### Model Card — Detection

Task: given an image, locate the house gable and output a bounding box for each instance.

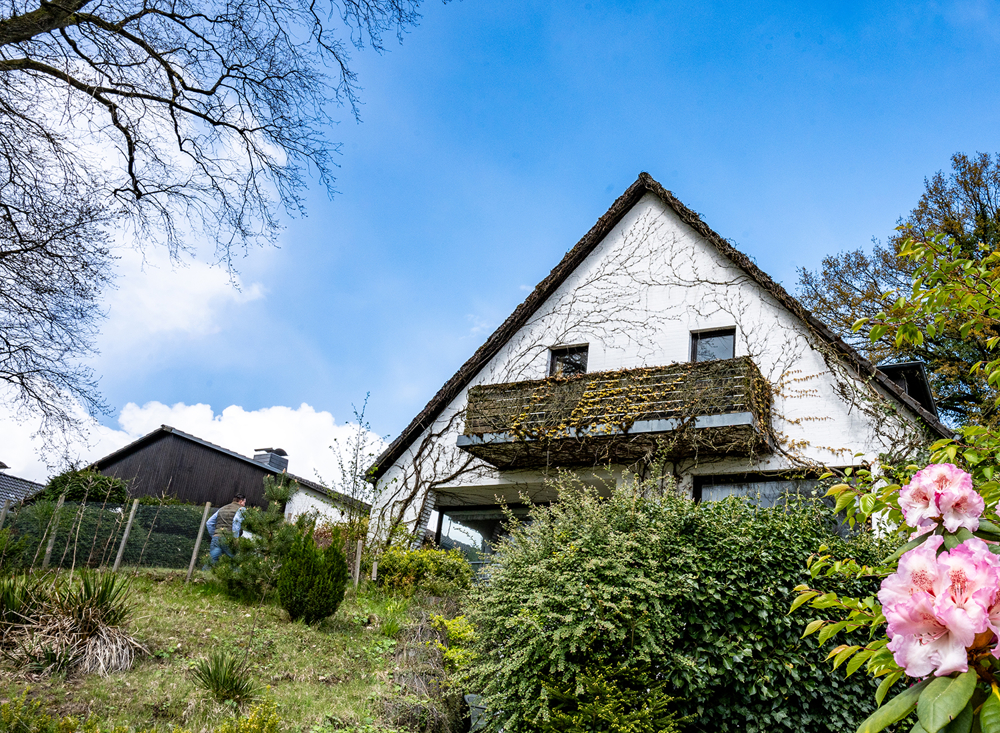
[370,173,950,484]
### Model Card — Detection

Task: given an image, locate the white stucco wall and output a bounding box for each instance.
[374,193,934,532]
[285,485,349,525]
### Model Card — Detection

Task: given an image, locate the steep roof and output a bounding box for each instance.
[91,425,369,512]
[369,172,953,481]
[0,470,44,506]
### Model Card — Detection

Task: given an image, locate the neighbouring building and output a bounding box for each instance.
[367,173,951,560]
[91,425,368,522]
[0,461,44,508]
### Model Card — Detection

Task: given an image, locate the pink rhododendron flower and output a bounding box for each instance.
[880,537,1000,677]
[899,464,981,531]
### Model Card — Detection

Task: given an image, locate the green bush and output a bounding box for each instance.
[541,662,685,733]
[465,476,895,733]
[37,469,128,504]
[277,529,349,624]
[376,545,473,597]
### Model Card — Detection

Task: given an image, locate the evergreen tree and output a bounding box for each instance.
[277,529,349,624]
[213,474,301,601]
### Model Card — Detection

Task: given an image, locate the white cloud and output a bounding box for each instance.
[0,400,385,490]
[97,248,265,361]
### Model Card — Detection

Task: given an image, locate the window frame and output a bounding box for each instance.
[690,327,737,363]
[548,343,589,377]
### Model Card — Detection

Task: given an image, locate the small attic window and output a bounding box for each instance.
[549,345,588,377]
[691,328,736,362]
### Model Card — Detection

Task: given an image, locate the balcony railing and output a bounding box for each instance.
[456,356,772,469]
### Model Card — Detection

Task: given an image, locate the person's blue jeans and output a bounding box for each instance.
[207,535,234,567]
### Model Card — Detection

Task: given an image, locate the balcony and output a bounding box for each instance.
[456,356,772,470]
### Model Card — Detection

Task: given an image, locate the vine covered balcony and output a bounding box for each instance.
[456,356,773,470]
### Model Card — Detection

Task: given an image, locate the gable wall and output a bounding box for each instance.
[100,434,274,507]
[374,194,930,529]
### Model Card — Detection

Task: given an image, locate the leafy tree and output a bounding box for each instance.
[465,475,893,733]
[277,528,348,624]
[797,152,1000,426]
[0,0,425,436]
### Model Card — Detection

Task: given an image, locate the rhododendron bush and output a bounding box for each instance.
[795,464,1000,733]
[793,230,1000,733]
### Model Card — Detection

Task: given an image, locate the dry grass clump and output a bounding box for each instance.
[0,571,145,677]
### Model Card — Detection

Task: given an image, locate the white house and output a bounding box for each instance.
[367,173,950,558]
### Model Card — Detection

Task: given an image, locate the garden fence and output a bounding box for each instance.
[0,499,213,572]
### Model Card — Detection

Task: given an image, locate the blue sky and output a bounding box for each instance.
[7,0,1000,482]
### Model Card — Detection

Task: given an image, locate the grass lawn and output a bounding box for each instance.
[0,568,446,732]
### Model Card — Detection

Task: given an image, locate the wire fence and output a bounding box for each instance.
[0,498,211,572]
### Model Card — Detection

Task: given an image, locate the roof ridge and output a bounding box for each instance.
[368,173,952,480]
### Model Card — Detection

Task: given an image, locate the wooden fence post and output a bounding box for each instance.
[186,502,213,583]
[370,558,378,582]
[41,494,65,570]
[112,499,140,573]
[0,499,10,531]
[353,539,363,589]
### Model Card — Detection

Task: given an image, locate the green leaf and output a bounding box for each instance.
[818,620,850,645]
[979,519,1000,535]
[832,645,860,670]
[877,670,904,706]
[944,532,961,550]
[789,591,819,614]
[858,679,930,733]
[912,723,927,733]
[802,619,824,638]
[884,531,935,564]
[846,649,875,677]
[917,671,977,733]
[942,700,973,733]
[979,685,1000,733]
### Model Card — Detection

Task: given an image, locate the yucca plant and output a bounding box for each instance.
[0,571,142,677]
[192,651,260,707]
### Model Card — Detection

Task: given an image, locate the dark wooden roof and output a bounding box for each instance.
[91,425,369,512]
[368,173,953,482]
[0,470,44,506]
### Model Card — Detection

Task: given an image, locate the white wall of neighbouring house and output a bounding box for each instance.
[285,486,349,525]
[372,192,935,535]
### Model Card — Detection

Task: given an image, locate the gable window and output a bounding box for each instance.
[690,328,736,362]
[549,344,588,377]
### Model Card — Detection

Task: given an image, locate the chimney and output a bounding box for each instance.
[253,448,289,472]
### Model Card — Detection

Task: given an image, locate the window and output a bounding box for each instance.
[690,328,736,362]
[694,474,822,507]
[549,344,588,377]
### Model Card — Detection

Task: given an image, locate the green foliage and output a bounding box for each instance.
[466,476,889,733]
[541,662,685,733]
[277,529,349,624]
[0,692,280,733]
[191,651,260,708]
[38,469,127,504]
[213,474,301,601]
[0,528,29,574]
[376,545,473,597]
[430,615,475,671]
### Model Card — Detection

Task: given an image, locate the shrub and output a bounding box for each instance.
[0,571,141,677]
[376,546,473,597]
[541,662,684,733]
[429,615,475,672]
[277,529,349,624]
[191,651,260,708]
[215,700,282,733]
[465,476,894,733]
[38,469,128,504]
